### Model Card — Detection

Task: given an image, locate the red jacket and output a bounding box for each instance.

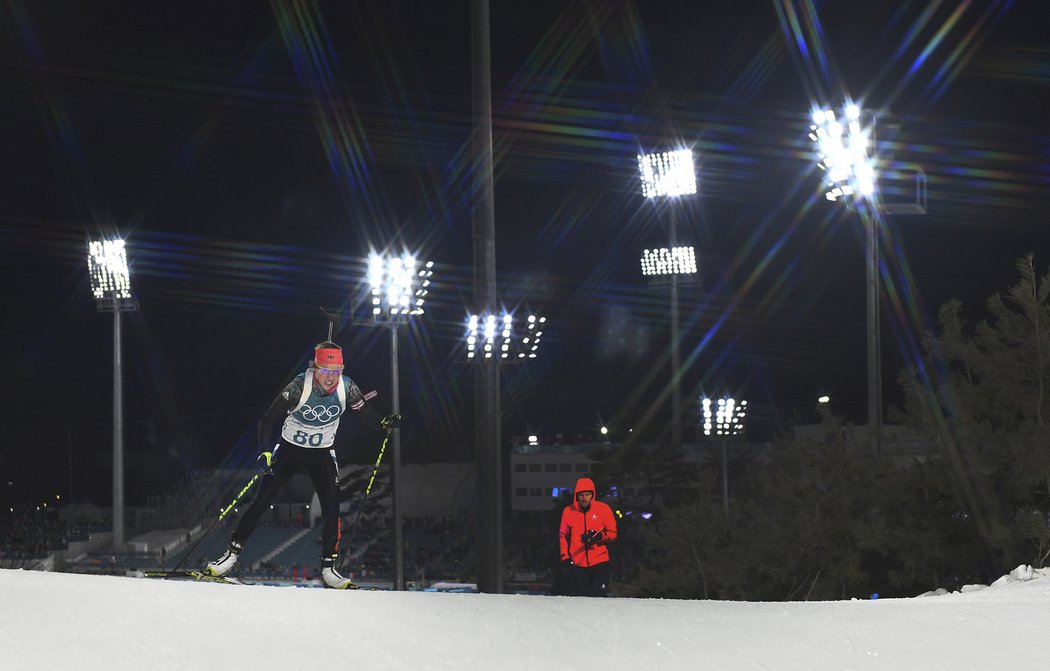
[559,477,618,567]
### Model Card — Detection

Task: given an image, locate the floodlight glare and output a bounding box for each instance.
[701,396,748,437]
[640,246,697,276]
[466,312,546,361]
[810,103,877,203]
[368,253,433,322]
[88,239,133,304]
[638,149,696,198]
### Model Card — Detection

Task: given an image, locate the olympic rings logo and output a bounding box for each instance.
[299,404,342,422]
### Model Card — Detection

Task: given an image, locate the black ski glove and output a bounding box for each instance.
[381,413,401,432]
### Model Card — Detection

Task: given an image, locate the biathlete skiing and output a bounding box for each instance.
[205,340,399,589]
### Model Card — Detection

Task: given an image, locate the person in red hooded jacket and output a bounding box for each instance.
[559,476,618,596]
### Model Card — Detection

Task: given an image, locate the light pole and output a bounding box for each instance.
[471,0,501,595]
[638,149,697,449]
[701,395,748,517]
[638,244,699,448]
[464,308,545,591]
[809,103,882,455]
[810,104,927,457]
[87,238,137,550]
[367,250,433,591]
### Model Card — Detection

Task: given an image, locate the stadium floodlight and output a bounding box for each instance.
[701,395,748,517]
[638,149,696,198]
[640,246,698,277]
[466,312,545,361]
[87,237,138,552]
[88,239,136,309]
[701,397,748,437]
[809,104,876,203]
[362,250,434,592]
[368,252,433,322]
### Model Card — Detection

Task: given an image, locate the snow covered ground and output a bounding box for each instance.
[1,566,1046,670]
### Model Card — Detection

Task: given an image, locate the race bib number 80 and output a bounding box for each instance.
[293,430,324,446]
[282,415,339,448]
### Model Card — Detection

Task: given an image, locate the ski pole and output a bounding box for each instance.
[337,431,391,573]
[169,454,270,573]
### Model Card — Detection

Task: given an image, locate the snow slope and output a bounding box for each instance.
[1,567,1046,670]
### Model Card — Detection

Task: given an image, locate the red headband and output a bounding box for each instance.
[315,348,343,366]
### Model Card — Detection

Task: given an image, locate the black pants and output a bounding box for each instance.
[567,562,610,597]
[231,441,341,563]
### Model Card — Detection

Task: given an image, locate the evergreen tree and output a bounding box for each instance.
[894,254,1050,577]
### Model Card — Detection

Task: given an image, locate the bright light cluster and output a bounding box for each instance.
[466,313,546,360]
[640,246,697,276]
[702,397,748,437]
[87,239,132,300]
[809,104,876,202]
[368,252,433,321]
[638,149,696,198]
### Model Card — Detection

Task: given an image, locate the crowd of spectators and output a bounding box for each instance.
[0,509,83,561]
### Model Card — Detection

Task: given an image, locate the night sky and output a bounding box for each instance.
[2,1,1048,508]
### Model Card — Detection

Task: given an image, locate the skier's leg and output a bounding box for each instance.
[307,449,353,588]
[304,448,342,559]
[207,444,298,575]
[230,448,297,545]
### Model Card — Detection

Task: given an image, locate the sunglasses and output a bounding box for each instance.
[315,367,344,376]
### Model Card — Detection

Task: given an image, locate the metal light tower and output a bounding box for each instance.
[809,103,927,457]
[87,238,137,550]
[809,104,883,455]
[638,148,697,449]
[367,250,433,591]
[463,307,544,593]
[471,0,502,595]
[701,395,748,517]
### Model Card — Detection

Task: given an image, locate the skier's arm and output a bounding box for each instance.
[357,402,384,432]
[257,378,299,448]
[344,378,388,432]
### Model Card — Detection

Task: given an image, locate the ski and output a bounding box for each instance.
[143,570,244,585]
[143,570,371,589]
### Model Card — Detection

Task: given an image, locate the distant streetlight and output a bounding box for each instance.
[817,395,831,404]
[639,148,697,450]
[87,237,137,551]
[702,396,748,517]
[366,250,433,591]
